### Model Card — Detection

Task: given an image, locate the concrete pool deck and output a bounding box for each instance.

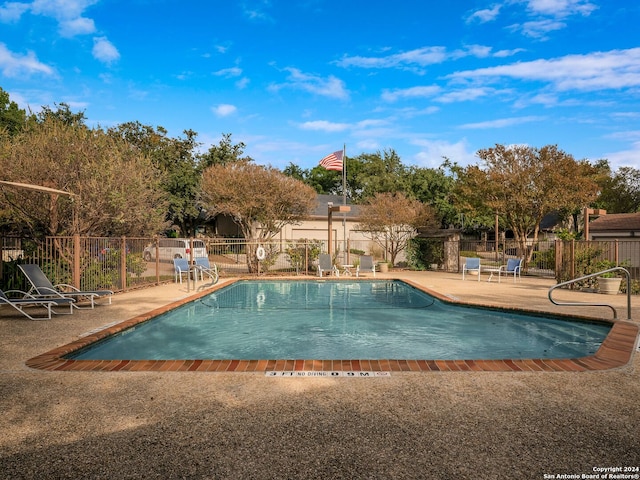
[1,271,639,478]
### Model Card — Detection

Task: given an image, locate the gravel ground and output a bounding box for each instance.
[1,273,639,480]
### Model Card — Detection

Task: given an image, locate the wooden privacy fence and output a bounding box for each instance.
[555,239,640,288]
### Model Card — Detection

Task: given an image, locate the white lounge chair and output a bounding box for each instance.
[18,264,113,309]
[462,258,481,281]
[356,255,376,277]
[0,288,74,319]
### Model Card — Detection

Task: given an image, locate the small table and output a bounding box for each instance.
[342,265,354,276]
[484,267,501,283]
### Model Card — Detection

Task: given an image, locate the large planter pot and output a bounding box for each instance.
[598,277,622,295]
[378,262,389,273]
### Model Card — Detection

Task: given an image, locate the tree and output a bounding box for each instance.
[356,192,437,265]
[0,115,168,238]
[281,162,306,182]
[302,165,343,195]
[290,149,408,201]
[405,164,456,228]
[200,161,316,272]
[350,149,408,201]
[595,163,640,213]
[198,133,253,168]
[456,144,599,261]
[109,122,203,236]
[0,87,31,136]
[37,102,87,127]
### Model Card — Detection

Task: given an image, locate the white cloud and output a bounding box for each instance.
[338,45,519,73]
[0,2,30,22]
[525,0,598,18]
[30,0,98,19]
[466,5,502,24]
[447,48,640,92]
[513,19,566,39]
[466,0,597,39]
[356,139,381,151]
[270,68,349,100]
[212,104,237,117]
[242,1,274,22]
[235,77,250,89]
[0,42,55,77]
[412,139,476,168]
[381,85,441,102]
[299,120,350,132]
[26,0,99,36]
[92,37,119,65]
[59,16,95,36]
[214,67,242,77]
[436,87,495,103]
[337,46,448,70]
[602,141,640,170]
[459,115,546,129]
[493,48,526,58]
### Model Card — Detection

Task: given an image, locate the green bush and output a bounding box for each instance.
[285,239,322,273]
[407,238,444,271]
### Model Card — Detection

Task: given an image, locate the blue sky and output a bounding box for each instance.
[1,0,639,171]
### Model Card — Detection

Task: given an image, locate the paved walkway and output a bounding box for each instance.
[1,271,639,479]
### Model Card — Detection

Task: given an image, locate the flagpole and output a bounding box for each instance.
[342,144,347,264]
[342,144,346,206]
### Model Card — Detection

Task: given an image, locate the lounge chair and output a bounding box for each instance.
[173,258,191,284]
[18,264,113,309]
[487,258,522,283]
[462,257,481,281]
[318,254,339,277]
[1,288,74,320]
[194,257,219,285]
[356,255,376,277]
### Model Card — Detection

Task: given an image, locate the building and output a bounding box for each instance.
[588,212,640,270]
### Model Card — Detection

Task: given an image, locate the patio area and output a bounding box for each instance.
[1,271,639,478]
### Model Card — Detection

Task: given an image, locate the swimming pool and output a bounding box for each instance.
[67,280,610,361]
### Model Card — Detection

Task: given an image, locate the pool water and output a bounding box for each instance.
[69,280,611,361]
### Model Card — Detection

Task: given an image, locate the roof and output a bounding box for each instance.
[310,194,361,219]
[588,212,640,232]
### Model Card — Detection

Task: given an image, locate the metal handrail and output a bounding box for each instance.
[548,267,631,320]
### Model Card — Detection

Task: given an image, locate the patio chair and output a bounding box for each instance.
[18,264,113,309]
[194,257,219,285]
[492,258,522,283]
[173,258,191,284]
[1,288,75,320]
[318,254,339,277]
[462,257,481,281]
[356,255,376,277]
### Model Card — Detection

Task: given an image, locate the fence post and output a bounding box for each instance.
[154,235,160,285]
[73,234,81,289]
[305,242,309,275]
[570,240,575,287]
[120,236,127,290]
[554,240,562,282]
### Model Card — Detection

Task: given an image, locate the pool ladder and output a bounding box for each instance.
[548,267,631,321]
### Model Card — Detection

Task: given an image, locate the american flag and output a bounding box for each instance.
[318,150,343,171]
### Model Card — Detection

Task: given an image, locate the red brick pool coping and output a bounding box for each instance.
[26,279,639,373]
